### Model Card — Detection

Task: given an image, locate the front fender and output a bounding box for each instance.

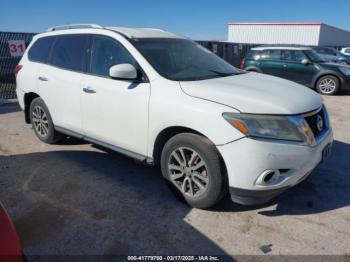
[147,78,244,157]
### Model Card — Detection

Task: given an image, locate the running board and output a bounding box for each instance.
[54,126,154,165]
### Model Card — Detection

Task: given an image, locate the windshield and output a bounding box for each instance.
[314,47,338,56]
[132,38,241,81]
[304,50,327,63]
[319,47,347,58]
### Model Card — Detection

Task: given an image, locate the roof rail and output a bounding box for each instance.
[140,28,165,32]
[46,24,103,32]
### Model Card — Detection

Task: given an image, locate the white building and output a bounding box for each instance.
[227,22,350,46]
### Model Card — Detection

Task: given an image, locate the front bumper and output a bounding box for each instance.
[217,129,333,205]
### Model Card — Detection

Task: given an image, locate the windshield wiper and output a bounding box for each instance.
[209,70,236,77]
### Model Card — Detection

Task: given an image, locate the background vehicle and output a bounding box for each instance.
[16,25,332,208]
[0,201,22,262]
[340,47,350,56]
[241,46,350,95]
[312,46,350,65]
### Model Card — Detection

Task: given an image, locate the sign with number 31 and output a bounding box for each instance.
[8,40,26,57]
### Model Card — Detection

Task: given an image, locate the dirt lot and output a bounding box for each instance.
[0,93,350,259]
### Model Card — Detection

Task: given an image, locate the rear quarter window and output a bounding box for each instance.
[246,50,261,60]
[28,37,55,63]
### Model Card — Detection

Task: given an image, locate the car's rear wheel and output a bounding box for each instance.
[161,133,227,209]
[316,75,340,95]
[29,97,65,144]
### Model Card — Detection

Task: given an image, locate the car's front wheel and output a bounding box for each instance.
[161,133,227,209]
[316,75,340,95]
[29,97,65,144]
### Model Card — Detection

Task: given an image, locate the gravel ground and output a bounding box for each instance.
[0,92,350,260]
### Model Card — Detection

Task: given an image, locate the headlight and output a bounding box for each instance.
[339,66,350,75]
[223,113,315,145]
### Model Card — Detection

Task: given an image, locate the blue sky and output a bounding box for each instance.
[1,0,350,40]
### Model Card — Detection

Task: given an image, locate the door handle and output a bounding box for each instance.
[83,87,96,94]
[38,76,48,81]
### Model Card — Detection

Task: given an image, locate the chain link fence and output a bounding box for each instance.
[196,41,254,67]
[0,32,35,99]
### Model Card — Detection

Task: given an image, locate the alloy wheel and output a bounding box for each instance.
[168,147,209,197]
[32,105,49,137]
[319,78,337,94]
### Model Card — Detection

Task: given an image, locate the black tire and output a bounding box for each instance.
[161,133,227,209]
[29,97,65,144]
[316,75,340,95]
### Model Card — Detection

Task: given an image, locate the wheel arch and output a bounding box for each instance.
[152,126,227,169]
[312,72,343,90]
[24,92,40,123]
[153,126,230,203]
[244,66,262,73]
[152,126,204,165]
[152,126,229,184]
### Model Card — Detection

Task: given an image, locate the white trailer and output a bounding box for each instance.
[228,22,350,46]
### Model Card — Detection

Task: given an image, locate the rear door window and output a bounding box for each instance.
[246,50,261,60]
[28,37,55,63]
[282,50,307,63]
[50,35,89,72]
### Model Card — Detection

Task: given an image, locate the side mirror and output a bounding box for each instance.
[109,64,138,80]
[301,59,309,65]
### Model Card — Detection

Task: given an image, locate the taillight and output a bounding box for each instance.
[239,60,245,69]
[14,65,23,76]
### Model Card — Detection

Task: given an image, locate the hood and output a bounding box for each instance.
[180,72,323,115]
[320,62,342,67]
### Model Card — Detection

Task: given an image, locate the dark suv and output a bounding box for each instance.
[313,46,350,65]
[240,46,350,95]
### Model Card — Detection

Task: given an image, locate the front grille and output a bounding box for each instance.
[304,107,328,138]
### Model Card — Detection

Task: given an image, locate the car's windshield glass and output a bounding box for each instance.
[132,38,241,81]
[315,48,327,54]
[304,50,327,63]
[314,48,338,56]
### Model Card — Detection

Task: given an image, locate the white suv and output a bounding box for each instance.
[16,24,333,209]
